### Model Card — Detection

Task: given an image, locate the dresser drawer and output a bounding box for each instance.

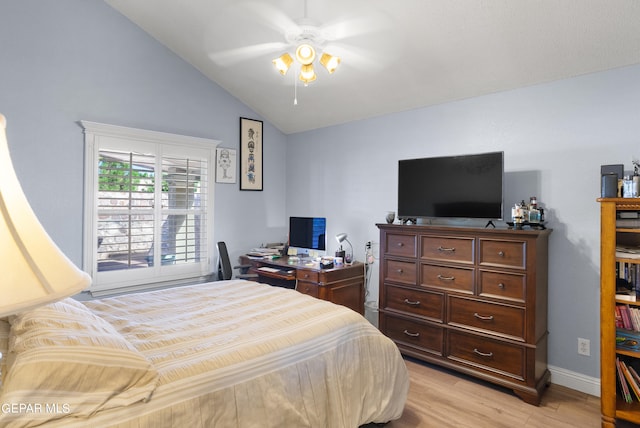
[420,264,474,293]
[478,270,526,303]
[479,239,526,269]
[297,269,319,283]
[448,330,525,380]
[448,296,525,341]
[297,282,319,298]
[384,284,444,322]
[421,235,474,264]
[385,233,417,257]
[385,260,417,285]
[382,314,444,356]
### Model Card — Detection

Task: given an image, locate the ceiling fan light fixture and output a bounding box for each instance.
[320,53,341,74]
[295,43,316,65]
[273,53,293,75]
[299,64,316,84]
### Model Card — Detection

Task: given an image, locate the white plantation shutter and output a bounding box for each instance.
[97,150,156,272]
[82,122,218,295]
[159,154,208,266]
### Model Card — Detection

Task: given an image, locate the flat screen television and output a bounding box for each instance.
[397,151,504,220]
[288,217,327,256]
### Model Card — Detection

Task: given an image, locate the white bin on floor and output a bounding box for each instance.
[364,300,378,328]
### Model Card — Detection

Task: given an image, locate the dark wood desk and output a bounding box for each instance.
[239,255,365,314]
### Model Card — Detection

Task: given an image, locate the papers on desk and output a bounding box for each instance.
[258,267,280,273]
[247,248,281,257]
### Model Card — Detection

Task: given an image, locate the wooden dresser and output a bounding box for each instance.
[377,223,551,405]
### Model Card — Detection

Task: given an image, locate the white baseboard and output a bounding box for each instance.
[549,364,600,397]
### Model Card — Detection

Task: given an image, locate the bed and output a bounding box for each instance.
[0,279,409,427]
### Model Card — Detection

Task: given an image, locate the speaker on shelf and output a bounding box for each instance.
[601,164,623,198]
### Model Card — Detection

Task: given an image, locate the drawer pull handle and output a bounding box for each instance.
[437,246,455,252]
[474,312,494,321]
[396,269,404,274]
[404,298,421,306]
[498,251,505,257]
[473,348,494,358]
[403,330,420,338]
[498,283,505,289]
[437,274,455,281]
[397,242,404,247]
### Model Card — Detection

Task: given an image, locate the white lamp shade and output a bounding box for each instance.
[335,233,348,244]
[0,114,91,317]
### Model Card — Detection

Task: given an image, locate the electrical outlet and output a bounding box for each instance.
[578,338,590,356]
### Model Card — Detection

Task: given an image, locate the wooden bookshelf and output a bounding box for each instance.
[600,198,640,427]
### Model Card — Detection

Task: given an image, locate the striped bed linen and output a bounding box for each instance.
[52,280,408,427]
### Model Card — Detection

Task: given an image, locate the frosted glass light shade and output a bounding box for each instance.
[272,53,293,75]
[320,53,341,74]
[299,64,317,84]
[0,114,91,317]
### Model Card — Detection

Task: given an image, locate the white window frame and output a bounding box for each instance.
[81,121,219,296]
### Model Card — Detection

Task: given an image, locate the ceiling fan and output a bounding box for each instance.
[207,0,394,84]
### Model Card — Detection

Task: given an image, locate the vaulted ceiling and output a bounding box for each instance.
[106,0,640,134]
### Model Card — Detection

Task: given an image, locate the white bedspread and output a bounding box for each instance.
[57,280,408,427]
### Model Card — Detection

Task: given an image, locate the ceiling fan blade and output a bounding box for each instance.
[209,42,288,66]
[321,11,393,41]
[323,43,395,72]
[235,1,301,36]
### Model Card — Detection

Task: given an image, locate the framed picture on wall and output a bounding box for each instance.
[239,117,263,191]
[215,147,237,184]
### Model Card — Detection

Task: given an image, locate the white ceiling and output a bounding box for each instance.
[106,0,640,135]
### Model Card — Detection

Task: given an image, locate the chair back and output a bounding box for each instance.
[216,241,233,280]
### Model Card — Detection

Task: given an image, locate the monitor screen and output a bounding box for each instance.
[289,217,326,254]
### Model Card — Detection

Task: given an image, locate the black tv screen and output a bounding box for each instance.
[289,217,326,251]
[398,151,504,220]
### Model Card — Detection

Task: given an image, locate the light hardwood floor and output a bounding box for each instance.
[385,358,606,428]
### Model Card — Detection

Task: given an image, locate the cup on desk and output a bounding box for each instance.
[335,257,343,266]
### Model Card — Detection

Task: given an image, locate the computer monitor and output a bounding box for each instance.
[288,217,326,257]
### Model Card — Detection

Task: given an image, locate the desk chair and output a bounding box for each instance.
[216,241,258,281]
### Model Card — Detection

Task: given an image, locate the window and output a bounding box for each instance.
[82,121,219,295]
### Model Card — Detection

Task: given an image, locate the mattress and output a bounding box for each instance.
[1,280,408,427]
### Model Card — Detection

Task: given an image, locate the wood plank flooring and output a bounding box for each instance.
[384,358,605,428]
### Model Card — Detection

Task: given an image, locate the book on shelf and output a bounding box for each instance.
[616,289,637,302]
[616,219,640,228]
[616,262,640,300]
[617,357,633,403]
[628,365,640,403]
[619,211,640,219]
[621,359,640,401]
[616,246,640,259]
[630,365,640,389]
[616,305,640,330]
[616,305,624,328]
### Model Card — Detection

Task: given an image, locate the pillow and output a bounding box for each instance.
[0,298,158,427]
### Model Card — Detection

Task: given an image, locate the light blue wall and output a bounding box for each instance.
[0,0,288,267]
[286,64,640,382]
